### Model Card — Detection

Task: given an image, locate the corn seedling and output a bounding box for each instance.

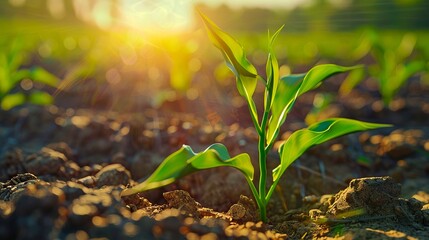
[122,13,391,222]
[0,38,58,110]
[340,30,427,106]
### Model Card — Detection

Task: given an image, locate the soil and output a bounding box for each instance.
[1,77,429,239]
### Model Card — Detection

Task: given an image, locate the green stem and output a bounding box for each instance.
[258,107,270,222]
[259,201,267,222]
[258,133,267,218]
[265,178,280,203]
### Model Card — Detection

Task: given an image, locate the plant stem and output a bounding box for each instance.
[265,178,280,203]
[258,107,270,222]
[258,133,267,222]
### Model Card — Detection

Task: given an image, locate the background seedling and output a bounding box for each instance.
[0,38,58,110]
[122,13,391,222]
[340,30,427,106]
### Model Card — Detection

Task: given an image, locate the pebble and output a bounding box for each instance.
[227,195,258,223]
[122,193,152,212]
[0,173,40,201]
[95,164,131,188]
[23,147,67,176]
[45,142,74,162]
[77,175,97,188]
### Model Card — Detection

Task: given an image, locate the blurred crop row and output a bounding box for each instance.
[1,0,428,112]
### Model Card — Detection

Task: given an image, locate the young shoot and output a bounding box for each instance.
[122,13,391,222]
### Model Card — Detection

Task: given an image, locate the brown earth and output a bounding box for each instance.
[1,79,429,239]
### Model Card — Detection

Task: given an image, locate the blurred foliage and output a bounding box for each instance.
[1,0,428,112]
[197,0,429,32]
[340,30,427,106]
[305,93,334,125]
[0,37,58,110]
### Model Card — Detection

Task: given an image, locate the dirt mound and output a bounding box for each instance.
[303,177,429,239]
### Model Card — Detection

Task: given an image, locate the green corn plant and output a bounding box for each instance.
[0,38,58,110]
[121,13,391,222]
[340,31,427,106]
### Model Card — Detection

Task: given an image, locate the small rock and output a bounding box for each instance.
[77,175,97,188]
[122,193,152,212]
[227,195,258,222]
[95,164,131,188]
[163,190,200,218]
[45,142,74,162]
[228,204,246,220]
[4,173,38,186]
[0,173,40,201]
[23,148,68,176]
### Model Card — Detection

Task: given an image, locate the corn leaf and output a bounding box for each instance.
[122,143,253,196]
[200,12,259,125]
[28,91,53,106]
[273,118,391,181]
[383,60,426,105]
[339,67,366,96]
[29,67,58,87]
[199,12,257,79]
[11,67,58,89]
[267,64,358,146]
[1,92,25,110]
[265,26,283,110]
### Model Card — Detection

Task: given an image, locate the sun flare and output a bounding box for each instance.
[120,0,193,33]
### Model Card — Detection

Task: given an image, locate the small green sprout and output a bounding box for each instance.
[0,38,58,110]
[122,13,391,222]
[340,30,427,106]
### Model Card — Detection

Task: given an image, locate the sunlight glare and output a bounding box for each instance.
[121,0,193,34]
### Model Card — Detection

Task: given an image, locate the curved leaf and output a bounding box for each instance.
[382,60,426,105]
[1,92,25,110]
[200,12,259,126]
[267,64,358,146]
[11,67,58,88]
[199,12,257,79]
[121,143,254,196]
[29,67,58,87]
[28,91,53,106]
[265,26,283,110]
[339,67,366,96]
[273,118,391,181]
